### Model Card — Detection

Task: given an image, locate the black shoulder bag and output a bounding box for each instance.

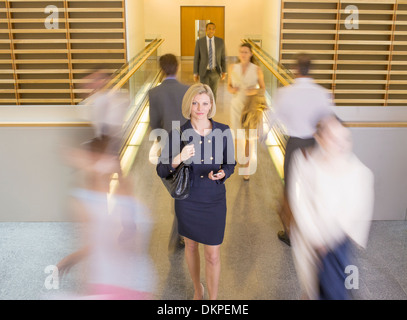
[161,129,192,200]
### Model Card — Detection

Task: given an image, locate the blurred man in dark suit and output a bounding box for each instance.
[149,54,189,134]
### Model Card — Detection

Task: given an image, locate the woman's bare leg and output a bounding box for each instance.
[184,237,204,299]
[204,244,221,300]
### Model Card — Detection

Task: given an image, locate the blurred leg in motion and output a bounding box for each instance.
[278,137,315,246]
[168,202,185,254]
[277,191,292,247]
[318,239,351,300]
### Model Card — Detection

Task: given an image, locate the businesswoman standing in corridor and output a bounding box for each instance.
[157,83,236,300]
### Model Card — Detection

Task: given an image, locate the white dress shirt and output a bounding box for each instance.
[271,77,334,139]
[206,36,216,70]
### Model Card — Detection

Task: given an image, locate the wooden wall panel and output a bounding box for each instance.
[280,0,407,106]
[0,0,126,105]
[0,0,17,104]
[389,1,407,106]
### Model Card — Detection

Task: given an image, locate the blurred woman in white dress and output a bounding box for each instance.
[227,43,265,181]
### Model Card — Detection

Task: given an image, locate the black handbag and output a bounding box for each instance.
[162,162,191,200]
[161,130,192,200]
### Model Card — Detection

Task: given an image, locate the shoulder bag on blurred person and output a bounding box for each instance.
[240,93,269,140]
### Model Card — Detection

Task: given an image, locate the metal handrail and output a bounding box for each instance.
[83,38,164,103]
[242,39,294,87]
[110,39,164,95]
[102,39,163,90]
[0,39,164,128]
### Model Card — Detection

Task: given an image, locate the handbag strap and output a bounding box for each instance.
[177,127,186,148]
[176,126,190,167]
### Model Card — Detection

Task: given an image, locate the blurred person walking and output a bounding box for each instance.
[80,69,129,151]
[56,74,156,298]
[156,83,236,300]
[271,53,334,246]
[193,22,227,100]
[57,136,156,300]
[288,115,374,300]
[227,42,265,181]
[148,53,189,253]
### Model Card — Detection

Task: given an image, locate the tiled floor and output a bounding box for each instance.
[0,61,406,300]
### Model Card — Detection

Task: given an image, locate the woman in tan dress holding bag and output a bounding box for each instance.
[227,42,266,181]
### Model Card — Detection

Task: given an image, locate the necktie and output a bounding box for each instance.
[209,38,213,69]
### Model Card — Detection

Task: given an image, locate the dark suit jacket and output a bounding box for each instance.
[148,78,189,134]
[156,119,236,186]
[193,36,226,77]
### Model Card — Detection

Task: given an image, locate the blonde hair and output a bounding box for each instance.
[181,83,216,119]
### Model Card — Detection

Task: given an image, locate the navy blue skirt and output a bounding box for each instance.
[175,187,226,246]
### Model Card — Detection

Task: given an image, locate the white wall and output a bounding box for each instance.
[0,107,94,222]
[126,0,145,60]
[143,0,266,57]
[0,126,94,222]
[349,127,407,221]
[335,106,407,221]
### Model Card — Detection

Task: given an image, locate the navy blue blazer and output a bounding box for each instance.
[156,119,236,202]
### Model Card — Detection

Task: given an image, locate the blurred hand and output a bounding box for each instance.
[246,88,258,96]
[193,75,199,83]
[229,86,239,94]
[56,248,89,279]
[221,73,227,81]
[315,245,328,270]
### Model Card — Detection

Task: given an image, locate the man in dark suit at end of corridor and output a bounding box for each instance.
[193,22,227,100]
